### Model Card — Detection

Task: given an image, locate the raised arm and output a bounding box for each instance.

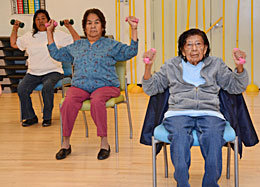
[46,19,56,45]
[142,49,168,96]
[110,39,138,62]
[143,49,156,80]
[63,19,81,41]
[125,16,138,42]
[46,20,73,63]
[216,56,248,95]
[10,20,20,49]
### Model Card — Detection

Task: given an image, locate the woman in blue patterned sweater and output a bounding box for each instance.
[46,8,138,160]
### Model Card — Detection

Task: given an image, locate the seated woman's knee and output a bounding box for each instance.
[17,81,31,95]
[42,81,56,93]
[91,97,105,106]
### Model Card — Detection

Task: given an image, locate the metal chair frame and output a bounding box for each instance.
[152,124,239,187]
[59,61,133,153]
[19,62,72,122]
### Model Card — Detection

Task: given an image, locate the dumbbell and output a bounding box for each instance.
[10,19,24,28]
[45,21,58,28]
[125,17,139,23]
[233,48,246,64]
[60,19,74,26]
[143,48,156,64]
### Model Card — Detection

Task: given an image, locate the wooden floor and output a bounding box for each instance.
[0,91,259,187]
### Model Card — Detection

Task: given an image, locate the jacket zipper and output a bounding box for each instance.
[195,87,199,109]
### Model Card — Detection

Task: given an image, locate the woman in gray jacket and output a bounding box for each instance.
[142,28,248,187]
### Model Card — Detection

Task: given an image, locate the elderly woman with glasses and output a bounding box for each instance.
[142,28,248,187]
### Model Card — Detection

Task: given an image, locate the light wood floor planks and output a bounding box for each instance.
[0,91,259,187]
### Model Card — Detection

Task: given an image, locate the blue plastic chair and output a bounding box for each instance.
[152,121,238,187]
[34,62,72,112]
[19,62,72,121]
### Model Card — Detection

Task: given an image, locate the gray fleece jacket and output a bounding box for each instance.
[142,56,249,112]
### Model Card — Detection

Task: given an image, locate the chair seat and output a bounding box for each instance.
[154,121,236,146]
[34,77,72,91]
[59,94,125,111]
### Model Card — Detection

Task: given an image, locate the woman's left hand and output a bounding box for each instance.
[63,19,73,29]
[126,16,138,29]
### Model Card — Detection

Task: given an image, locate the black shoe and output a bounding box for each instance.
[42,119,51,127]
[97,146,110,160]
[56,145,71,160]
[22,116,38,127]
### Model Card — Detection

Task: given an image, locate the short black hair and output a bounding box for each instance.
[82,8,106,37]
[32,9,50,36]
[178,28,211,60]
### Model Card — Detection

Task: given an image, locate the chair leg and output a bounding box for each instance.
[163,143,168,178]
[19,100,23,122]
[234,136,239,187]
[82,111,88,137]
[61,84,65,98]
[226,142,231,179]
[152,137,157,187]
[124,81,133,139]
[114,104,119,153]
[59,104,63,146]
[38,91,43,113]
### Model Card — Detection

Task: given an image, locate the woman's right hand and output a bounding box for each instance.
[143,48,157,80]
[46,20,56,45]
[10,20,20,48]
[143,48,157,66]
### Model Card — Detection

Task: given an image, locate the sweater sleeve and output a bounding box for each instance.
[47,42,74,63]
[109,39,138,61]
[142,62,169,96]
[16,32,31,51]
[216,58,249,94]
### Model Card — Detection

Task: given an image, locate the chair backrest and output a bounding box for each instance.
[62,62,72,76]
[116,61,126,91]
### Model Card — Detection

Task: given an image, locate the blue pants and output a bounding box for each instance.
[163,115,226,187]
[18,72,63,120]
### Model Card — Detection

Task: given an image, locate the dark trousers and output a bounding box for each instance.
[18,72,63,120]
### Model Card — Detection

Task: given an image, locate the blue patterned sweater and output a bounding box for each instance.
[48,37,138,93]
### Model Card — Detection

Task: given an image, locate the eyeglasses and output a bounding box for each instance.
[185,42,204,49]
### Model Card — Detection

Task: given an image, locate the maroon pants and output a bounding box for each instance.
[61,86,120,137]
